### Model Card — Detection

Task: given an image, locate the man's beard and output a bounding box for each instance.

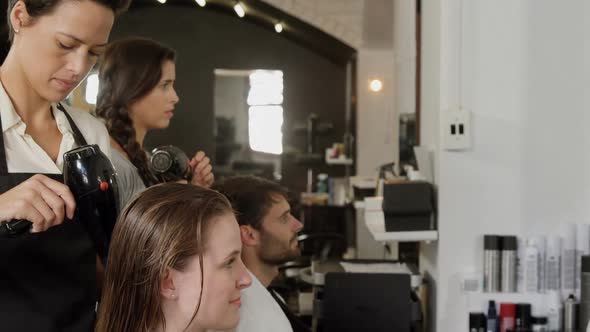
[258,230,301,266]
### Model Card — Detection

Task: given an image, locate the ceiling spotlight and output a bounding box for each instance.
[156,0,166,3]
[369,79,383,92]
[195,0,206,7]
[274,23,283,33]
[234,3,245,18]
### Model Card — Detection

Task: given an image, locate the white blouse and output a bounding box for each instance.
[0,82,111,174]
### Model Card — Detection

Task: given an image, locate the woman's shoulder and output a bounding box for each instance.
[110,147,147,208]
[111,148,136,170]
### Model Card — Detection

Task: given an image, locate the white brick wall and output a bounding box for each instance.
[261,0,365,47]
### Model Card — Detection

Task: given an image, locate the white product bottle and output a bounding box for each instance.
[524,238,540,293]
[545,236,561,291]
[562,224,577,300]
[517,236,526,293]
[534,236,547,293]
[547,290,562,332]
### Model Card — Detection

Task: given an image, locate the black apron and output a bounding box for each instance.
[0,104,96,332]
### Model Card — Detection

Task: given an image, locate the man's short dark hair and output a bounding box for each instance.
[213,175,289,230]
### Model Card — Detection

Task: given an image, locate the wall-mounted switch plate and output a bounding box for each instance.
[443,108,472,151]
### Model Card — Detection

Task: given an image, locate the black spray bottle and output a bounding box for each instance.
[487,300,500,332]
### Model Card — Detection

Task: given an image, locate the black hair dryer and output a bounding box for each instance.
[63,144,120,265]
[149,145,193,183]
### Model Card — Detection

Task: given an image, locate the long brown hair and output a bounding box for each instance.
[95,37,176,186]
[95,183,233,332]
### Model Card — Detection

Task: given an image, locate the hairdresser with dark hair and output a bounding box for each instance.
[96,38,214,207]
[0,0,130,331]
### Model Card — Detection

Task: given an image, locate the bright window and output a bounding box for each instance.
[248,70,284,154]
[248,106,283,154]
[247,70,284,106]
[85,73,99,105]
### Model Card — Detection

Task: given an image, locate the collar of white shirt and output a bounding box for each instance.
[0,81,74,136]
[0,80,76,173]
[0,81,22,133]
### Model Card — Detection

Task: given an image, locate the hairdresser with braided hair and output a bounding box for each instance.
[95,37,214,207]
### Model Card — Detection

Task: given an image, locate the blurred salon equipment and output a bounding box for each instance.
[298,259,423,332]
[381,181,436,232]
[271,178,435,332]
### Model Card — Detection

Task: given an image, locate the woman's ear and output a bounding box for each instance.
[10,1,31,34]
[160,268,178,300]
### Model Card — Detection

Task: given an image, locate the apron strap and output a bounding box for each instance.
[0,128,7,176]
[56,103,88,147]
[0,102,7,175]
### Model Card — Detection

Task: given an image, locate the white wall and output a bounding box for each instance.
[356,48,397,175]
[422,0,589,330]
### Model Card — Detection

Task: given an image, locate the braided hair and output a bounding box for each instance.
[95,37,176,187]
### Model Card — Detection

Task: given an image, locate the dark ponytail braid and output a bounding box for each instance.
[95,37,176,187]
[96,96,157,187]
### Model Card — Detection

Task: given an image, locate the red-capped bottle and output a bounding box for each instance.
[500,303,516,332]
